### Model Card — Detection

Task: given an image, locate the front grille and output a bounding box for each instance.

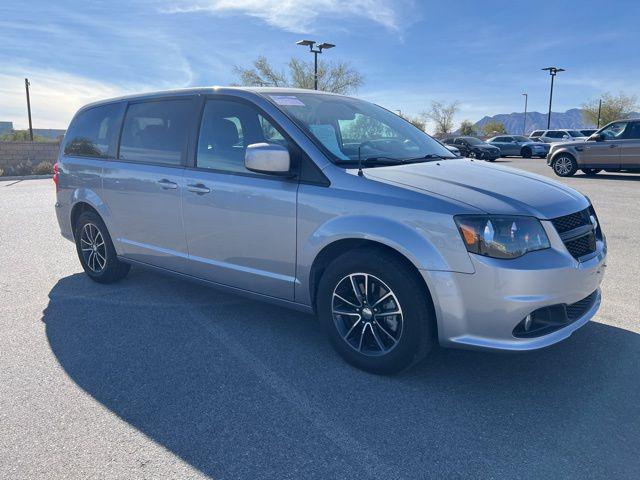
[564,232,597,258]
[566,290,598,320]
[551,209,591,233]
[550,208,598,260]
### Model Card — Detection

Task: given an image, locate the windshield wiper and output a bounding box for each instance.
[342,156,405,167]
[401,153,454,163]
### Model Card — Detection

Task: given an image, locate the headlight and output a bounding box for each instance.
[454,215,550,259]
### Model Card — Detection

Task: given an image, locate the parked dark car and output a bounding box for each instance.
[486,135,550,158]
[444,136,501,161]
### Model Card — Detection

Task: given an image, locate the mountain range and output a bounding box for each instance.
[473,108,640,135]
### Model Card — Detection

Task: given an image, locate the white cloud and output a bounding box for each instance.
[163,0,404,32]
[0,67,134,130]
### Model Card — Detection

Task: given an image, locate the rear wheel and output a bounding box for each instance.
[521,147,532,158]
[581,168,602,176]
[75,210,130,283]
[552,154,578,177]
[317,249,435,374]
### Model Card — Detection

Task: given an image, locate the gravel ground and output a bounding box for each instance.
[1,159,638,479]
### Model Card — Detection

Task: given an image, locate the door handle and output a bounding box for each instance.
[157,179,178,190]
[609,144,617,148]
[187,183,211,195]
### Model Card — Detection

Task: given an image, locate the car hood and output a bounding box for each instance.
[472,144,499,150]
[363,159,589,218]
[552,140,588,148]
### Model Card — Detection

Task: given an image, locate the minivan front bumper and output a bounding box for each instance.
[422,224,606,351]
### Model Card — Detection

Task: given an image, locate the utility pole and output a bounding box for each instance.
[25,78,33,141]
[296,40,335,90]
[542,67,565,130]
[597,98,602,128]
[522,93,528,135]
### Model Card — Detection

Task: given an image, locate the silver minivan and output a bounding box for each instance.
[55,87,607,373]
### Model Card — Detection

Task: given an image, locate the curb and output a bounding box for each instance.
[0,174,53,182]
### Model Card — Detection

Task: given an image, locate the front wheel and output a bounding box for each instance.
[582,168,602,176]
[75,210,130,283]
[467,151,476,159]
[317,249,435,374]
[552,154,578,177]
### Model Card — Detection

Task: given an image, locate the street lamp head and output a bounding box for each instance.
[542,66,565,75]
[318,42,335,50]
[296,39,315,47]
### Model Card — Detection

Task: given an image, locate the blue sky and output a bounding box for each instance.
[1,0,639,131]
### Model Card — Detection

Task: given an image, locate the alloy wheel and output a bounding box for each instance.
[80,223,107,273]
[331,273,404,356]
[554,156,573,175]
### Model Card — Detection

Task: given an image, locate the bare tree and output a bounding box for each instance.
[582,92,639,127]
[234,55,364,94]
[422,100,459,136]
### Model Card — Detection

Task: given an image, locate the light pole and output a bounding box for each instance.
[542,66,565,129]
[597,98,602,128]
[296,40,335,90]
[521,93,528,135]
[25,78,33,141]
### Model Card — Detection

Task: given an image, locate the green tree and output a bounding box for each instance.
[0,130,50,142]
[459,120,476,136]
[422,100,459,136]
[234,55,364,94]
[582,92,639,127]
[481,120,507,136]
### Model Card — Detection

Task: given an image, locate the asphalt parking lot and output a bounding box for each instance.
[1,158,639,479]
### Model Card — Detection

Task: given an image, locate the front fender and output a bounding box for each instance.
[295,214,475,305]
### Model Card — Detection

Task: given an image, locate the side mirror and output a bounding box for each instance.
[589,133,603,142]
[245,143,291,176]
[562,135,570,139]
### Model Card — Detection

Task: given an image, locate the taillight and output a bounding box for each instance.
[53,162,59,192]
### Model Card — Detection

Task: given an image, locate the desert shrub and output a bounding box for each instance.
[33,161,54,175]
[0,168,4,177]
[7,161,34,176]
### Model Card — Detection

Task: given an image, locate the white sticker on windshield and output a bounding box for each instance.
[269,95,305,106]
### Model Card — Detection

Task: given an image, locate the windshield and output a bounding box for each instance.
[568,130,585,137]
[264,92,455,165]
[464,137,485,145]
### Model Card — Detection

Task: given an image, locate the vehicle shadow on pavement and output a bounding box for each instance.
[576,173,640,181]
[43,270,640,479]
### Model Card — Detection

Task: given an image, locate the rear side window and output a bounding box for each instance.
[119,100,192,165]
[63,103,125,158]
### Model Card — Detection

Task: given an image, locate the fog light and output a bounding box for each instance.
[523,314,533,331]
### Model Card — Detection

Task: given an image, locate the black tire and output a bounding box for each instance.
[521,147,532,158]
[552,153,578,177]
[75,210,130,283]
[581,168,602,176]
[317,248,435,374]
[467,151,477,159]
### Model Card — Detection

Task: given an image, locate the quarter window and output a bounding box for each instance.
[119,100,192,165]
[196,99,289,174]
[623,122,640,139]
[63,103,125,158]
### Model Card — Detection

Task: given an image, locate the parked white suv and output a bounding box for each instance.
[529,129,588,143]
